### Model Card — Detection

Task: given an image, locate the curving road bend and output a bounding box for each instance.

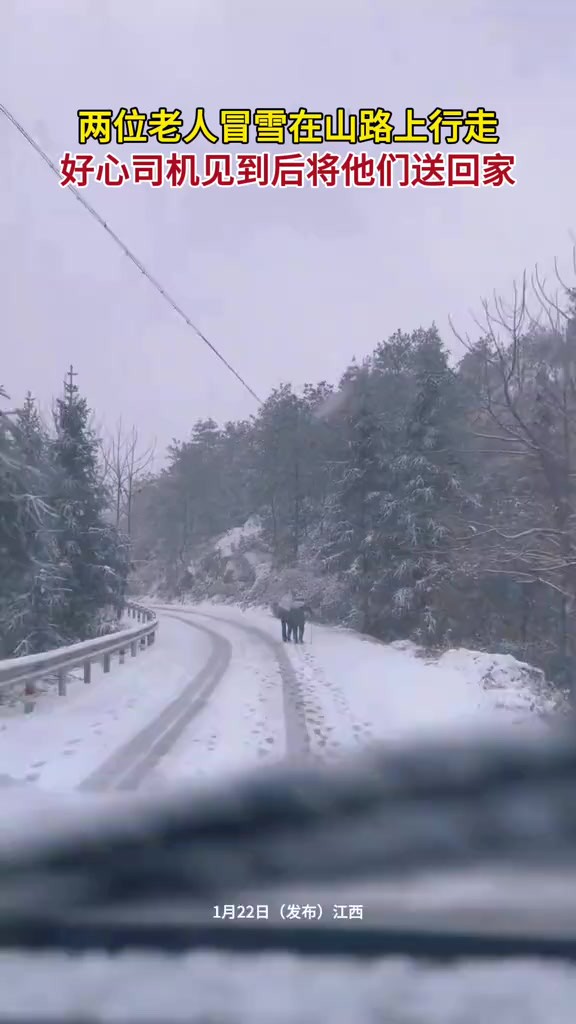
[79,615,232,793]
[79,605,315,794]
[158,606,312,762]
[142,606,313,791]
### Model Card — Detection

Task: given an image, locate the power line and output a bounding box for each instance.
[0,103,262,405]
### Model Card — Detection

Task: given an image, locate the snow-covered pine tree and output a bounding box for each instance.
[0,388,64,655]
[0,386,30,655]
[7,393,71,653]
[51,369,128,641]
[251,385,309,566]
[320,362,385,633]
[370,328,469,641]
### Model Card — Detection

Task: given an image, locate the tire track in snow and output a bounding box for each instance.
[78,615,231,793]
[151,605,311,763]
[143,617,288,787]
[287,645,374,763]
[182,607,375,763]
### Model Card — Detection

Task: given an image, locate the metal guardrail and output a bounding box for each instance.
[0,602,158,713]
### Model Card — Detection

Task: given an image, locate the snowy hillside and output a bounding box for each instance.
[142,515,352,626]
[213,515,264,558]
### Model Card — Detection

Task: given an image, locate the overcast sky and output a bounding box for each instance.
[1,0,575,458]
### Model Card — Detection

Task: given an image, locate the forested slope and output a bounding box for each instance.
[130,268,576,696]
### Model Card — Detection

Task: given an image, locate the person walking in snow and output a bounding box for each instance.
[278,592,293,642]
[288,595,312,644]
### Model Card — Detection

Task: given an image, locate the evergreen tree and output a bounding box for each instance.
[9,393,69,653]
[251,385,305,564]
[0,387,61,655]
[370,328,469,640]
[321,363,385,632]
[51,369,128,640]
[250,385,333,565]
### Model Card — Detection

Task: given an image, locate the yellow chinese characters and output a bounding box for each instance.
[254,109,288,145]
[112,108,147,144]
[77,110,113,145]
[220,110,251,145]
[183,109,218,144]
[77,108,219,145]
[76,106,500,148]
[288,108,324,144]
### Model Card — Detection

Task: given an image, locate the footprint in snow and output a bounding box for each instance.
[31,760,46,768]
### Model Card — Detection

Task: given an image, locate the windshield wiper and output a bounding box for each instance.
[1,726,576,958]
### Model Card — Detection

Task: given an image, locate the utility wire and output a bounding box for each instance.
[0,103,262,405]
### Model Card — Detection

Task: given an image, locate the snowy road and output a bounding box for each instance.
[141,607,302,790]
[77,603,385,791]
[0,606,319,795]
[0,601,554,798]
[0,614,225,793]
[78,614,232,792]
[158,605,376,766]
[0,604,566,1022]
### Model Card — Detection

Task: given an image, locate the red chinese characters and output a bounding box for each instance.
[58,151,517,189]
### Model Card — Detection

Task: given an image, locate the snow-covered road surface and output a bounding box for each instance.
[0,615,227,793]
[141,608,295,790]
[0,601,555,798]
[153,601,553,756]
[158,605,377,765]
[0,605,567,1020]
[78,613,232,792]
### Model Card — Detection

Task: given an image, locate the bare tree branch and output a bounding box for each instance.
[100,420,156,535]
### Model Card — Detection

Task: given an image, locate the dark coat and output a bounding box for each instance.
[287,602,312,627]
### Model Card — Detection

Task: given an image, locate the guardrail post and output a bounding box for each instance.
[140,635,146,649]
[103,653,111,673]
[130,640,137,657]
[119,647,126,664]
[84,661,91,684]
[57,669,66,697]
[146,632,153,646]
